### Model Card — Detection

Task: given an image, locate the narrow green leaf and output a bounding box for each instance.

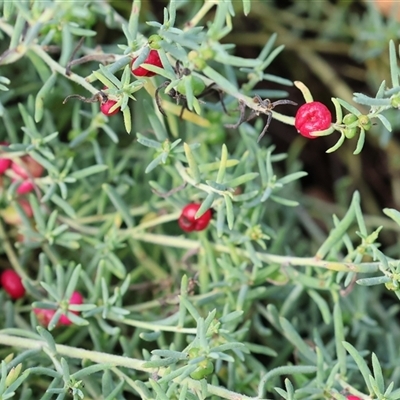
[258,365,317,398]
[308,290,331,324]
[383,207,400,226]
[184,143,201,184]
[336,98,361,116]
[225,172,259,187]
[277,171,307,185]
[195,192,215,219]
[64,264,81,299]
[333,303,346,376]
[224,194,234,229]
[342,341,373,394]
[216,144,228,184]
[242,0,251,15]
[270,195,299,207]
[49,194,75,218]
[279,317,316,363]
[371,353,384,394]
[376,114,392,132]
[353,128,365,155]
[179,296,200,321]
[36,327,57,354]
[316,191,359,259]
[136,134,162,149]
[389,40,399,87]
[102,183,134,228]
[356,276,391,286]
[70,165,108,179]
[35,73,57,123]
[122,106,132,134]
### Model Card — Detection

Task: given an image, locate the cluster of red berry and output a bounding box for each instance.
[99,46,334,143]
[100,50,163,117]
[0,268,83,327]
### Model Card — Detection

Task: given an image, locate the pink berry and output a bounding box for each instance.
[346,396,361,400]
[1,269,25,299]
[14,179,35,194]
[131,50,163,77]
[0,142,11,175]
[294,101,332,139]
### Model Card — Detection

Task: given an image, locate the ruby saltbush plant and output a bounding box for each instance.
[1,1,400,400]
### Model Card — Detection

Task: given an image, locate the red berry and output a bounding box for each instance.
[11,155,44,179]
[294,101,332,139]
[1,269,25,299]
[100,99,120,116]
[131,50,163,77]
[346,396,361,400]
[0,142,11,175]
[59,291,84,325]
[178,203,212,232]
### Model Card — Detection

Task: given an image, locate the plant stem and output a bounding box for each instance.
[127,231,382,273]
[0,333,258,400]
[0,333,148,371]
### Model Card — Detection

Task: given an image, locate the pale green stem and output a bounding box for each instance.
[0,333,147,371]
[31,45,98,94]
[107,315,197,334]
[126,231,381,273]
[0,333,257,400]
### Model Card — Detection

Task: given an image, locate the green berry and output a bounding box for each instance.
[177,76,206,97]
[190,360,214,380]
[358,115,371,131]
[344,127,357,139]
[343,113,358,126]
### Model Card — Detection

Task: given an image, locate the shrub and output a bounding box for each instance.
[1,1,400,399]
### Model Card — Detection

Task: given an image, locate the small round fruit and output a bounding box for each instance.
[148,34,163,50]
[190,360,214,380]
[131,49,163,77]
[346,396,361,400]
[178,203,212,232]
[343,113,358,126]
[59,291,84,325]
[0,142,11,175]
[344,127,357,139]
[177,76,206,97]
[294,101,332,139]
[358,115,372,131]
[1,269,25,299]
[11,155,44,179]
